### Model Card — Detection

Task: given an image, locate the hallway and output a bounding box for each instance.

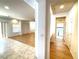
[50,0,78,59]
[50,41,73,59]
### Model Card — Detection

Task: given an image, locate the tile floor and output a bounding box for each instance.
[0,38,35,59]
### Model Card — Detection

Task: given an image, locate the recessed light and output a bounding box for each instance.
[4,6,10,10]
[60,5,64,9]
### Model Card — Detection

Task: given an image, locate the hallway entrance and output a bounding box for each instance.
[50,16,74,59]
[55,17,66,41]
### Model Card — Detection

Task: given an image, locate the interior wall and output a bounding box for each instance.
[0,18,32,37]
[7,20,21,37]
[29,21,35,32]
[0,18,21,37]
[35,0,50,59]
[21,21,30,34]
[50,7,55,38]
[65,2,78,59]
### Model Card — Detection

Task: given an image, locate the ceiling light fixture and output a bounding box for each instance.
[12,19,18,24]
[60,5,64,9]
[4,6,10,10]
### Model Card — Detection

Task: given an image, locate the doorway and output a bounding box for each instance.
[55,17,66,41]
[0,22,7,38]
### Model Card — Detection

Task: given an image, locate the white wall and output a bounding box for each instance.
[50,7,55,38]
[8,20,33,37]
[29,21,35,32]
[65,2,78,59]
[21,21,30,34]
[0,18,31,37]
[35,1,46,59]
[7,20,21,37]
[35,0,50,59]
[0,18,21,37]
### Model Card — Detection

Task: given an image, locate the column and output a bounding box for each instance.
[35,0,50,59]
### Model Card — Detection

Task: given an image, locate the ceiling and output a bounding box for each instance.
[0,0,35,20]
[51,0,77,14]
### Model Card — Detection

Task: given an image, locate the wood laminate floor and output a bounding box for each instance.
[50,41,73,59]
[9,33,35,47]
[10,33,73,59]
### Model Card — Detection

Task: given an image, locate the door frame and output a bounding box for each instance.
[55,16,66,41]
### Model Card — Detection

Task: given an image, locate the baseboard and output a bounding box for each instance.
[64,41,74,59]
[22,32,35,35]
[8,32,35,38]
[70,49,74,59]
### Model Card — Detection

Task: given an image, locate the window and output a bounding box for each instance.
[56,23,64,40]
[12,22,21,33]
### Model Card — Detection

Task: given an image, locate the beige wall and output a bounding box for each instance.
[65,2,78,59]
